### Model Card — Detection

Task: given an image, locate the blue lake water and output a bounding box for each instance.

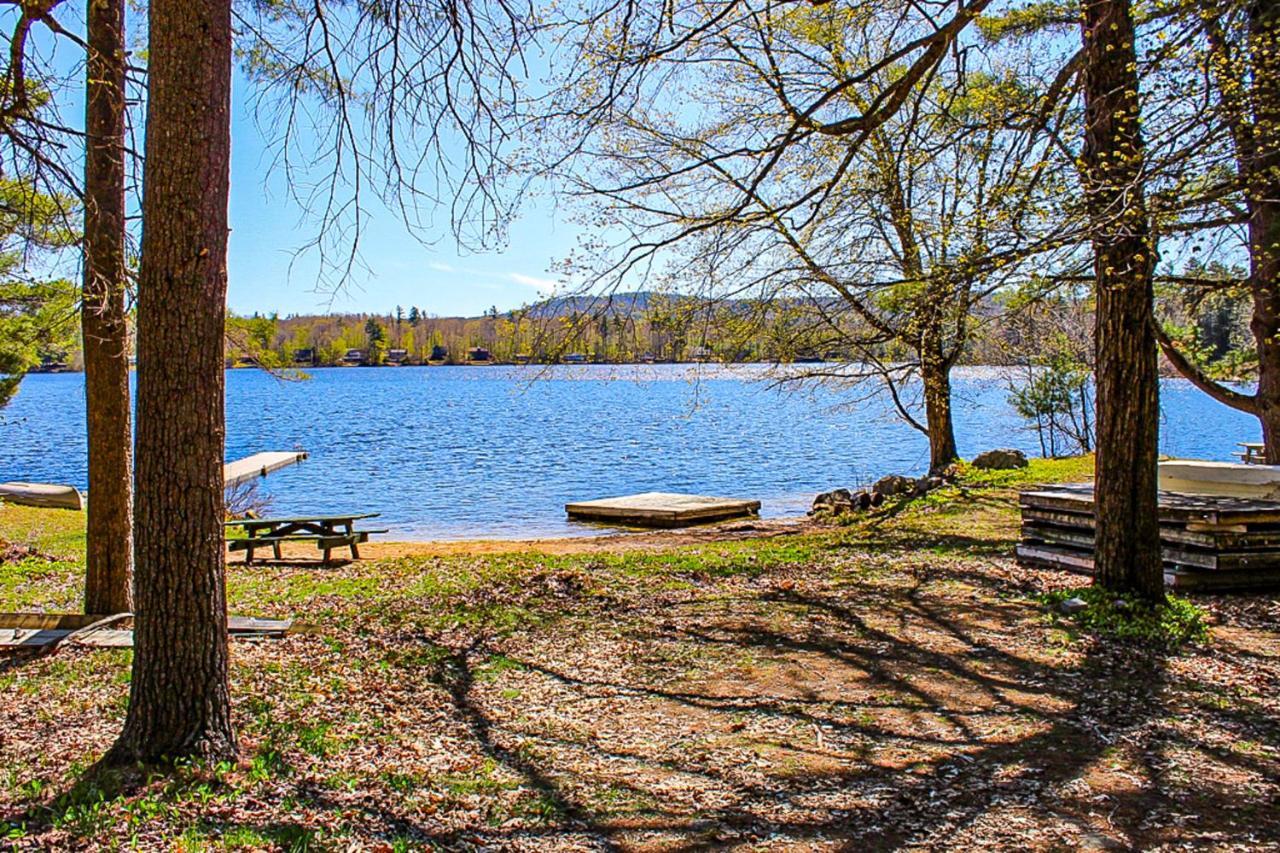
[0,365,1249,539]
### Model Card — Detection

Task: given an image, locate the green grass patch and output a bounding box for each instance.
[1039,585,1210,648]
[956,454,1095,489]
[0,504,87,559]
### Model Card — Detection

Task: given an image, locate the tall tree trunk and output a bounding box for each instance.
[1249,0,1280,462]
[921,350,959,475]
[1081,0,1163,600]
[82,0,133,616]
[1156,0,1280,461]
[103,0,236,764]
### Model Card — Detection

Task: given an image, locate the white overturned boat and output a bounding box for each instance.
[0,482,84,511]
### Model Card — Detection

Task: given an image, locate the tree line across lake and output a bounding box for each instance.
[22,273,1257,376]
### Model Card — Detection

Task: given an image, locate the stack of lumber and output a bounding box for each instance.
[1016,482,1280,590]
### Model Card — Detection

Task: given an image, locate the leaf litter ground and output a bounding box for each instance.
[1,465,1278,850]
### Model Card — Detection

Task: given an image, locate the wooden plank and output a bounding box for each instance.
[0,613,105,630]
[227,616,292,634]
[225,513,379,528]
[1023,517,1280,554]
[223,451,308,488]
[1021,507,1096,530]
[72,629,134,648]
[1165,565,1280,591]
[1018,522,1228,568]
[0,628,71,648]
[1021,485,1280,525]
[1014,543,1095,574]
[1,613,289,637]
[565,492,761,527]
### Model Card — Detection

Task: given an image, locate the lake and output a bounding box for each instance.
[0,364,1249,539]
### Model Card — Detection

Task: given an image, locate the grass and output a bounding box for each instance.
[0,503,87,560]
[1039,585,1211,648]
[2,454,1278,850]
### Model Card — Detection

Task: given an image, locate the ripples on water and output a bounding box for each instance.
[0,364,1247,539]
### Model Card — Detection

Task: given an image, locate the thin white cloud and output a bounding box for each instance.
[508,272,558,290]
[428,261,456,272]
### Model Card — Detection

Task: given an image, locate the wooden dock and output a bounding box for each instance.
[566,492,761,528]
[224,451,308,488]
[1017,483,1280,589]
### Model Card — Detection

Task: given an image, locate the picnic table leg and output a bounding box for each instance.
[245,541,255,565]
[273,541,283,561]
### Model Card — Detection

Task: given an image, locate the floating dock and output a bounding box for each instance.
[1017,482,1280,590]
[566,492,761,528]
[224,451,308,488]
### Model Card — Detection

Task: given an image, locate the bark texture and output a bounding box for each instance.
[1248,0,1280,461]
[103,0,237,763]
[921,349,959,475]
[1154,0,1280,461]
[82,0,133,616]
[1080,0,1163,599]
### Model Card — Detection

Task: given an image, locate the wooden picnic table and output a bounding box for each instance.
[1236,442,1267,464]
[225,513,384,564]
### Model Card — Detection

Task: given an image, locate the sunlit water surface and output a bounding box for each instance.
[0,364,1250,539]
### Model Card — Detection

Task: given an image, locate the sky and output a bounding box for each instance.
[225,72,581,319]
[21,14,585,321]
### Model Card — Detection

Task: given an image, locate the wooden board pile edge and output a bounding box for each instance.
[1016,483,1280,591]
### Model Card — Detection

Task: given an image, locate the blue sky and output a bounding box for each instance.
[225,71,580,319]
[23,13,582,320]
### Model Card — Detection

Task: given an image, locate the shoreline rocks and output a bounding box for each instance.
[811,454,1025,519]
[811,471,952,518]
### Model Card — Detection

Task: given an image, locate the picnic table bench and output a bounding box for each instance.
[1236,442,1267,465]
[225,513,386,564]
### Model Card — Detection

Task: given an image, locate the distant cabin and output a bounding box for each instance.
[688,346,712,362]
[292,348,317,366]
[429,345,448,362]
[562,352,588,364]
[514,353,533,364]
[342,348,367,366]
[467,347,492,363]
[33,357,69,373]
[386,348,409,365]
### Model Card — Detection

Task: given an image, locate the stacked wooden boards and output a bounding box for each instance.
[1016,482,1280,590]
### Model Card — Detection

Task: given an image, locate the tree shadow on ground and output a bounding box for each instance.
[368,570,1183,850]
[10,550,1278,850]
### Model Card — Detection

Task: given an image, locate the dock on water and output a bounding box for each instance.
[224,451,308,488]
[566,492,761,528]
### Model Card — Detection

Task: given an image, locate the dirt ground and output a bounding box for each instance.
[3,475,1280,850]
[236,516,816,562]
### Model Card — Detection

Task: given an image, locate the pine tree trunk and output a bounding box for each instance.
[103,0,236,764]
[921,354,959,475]
[1249,0,1280,463]
[1081,0,1163,600]
[82,0,133,616]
